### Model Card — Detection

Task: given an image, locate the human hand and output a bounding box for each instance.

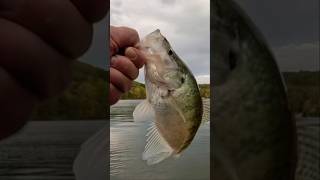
[109,26,146,105]
[0,0,108,140]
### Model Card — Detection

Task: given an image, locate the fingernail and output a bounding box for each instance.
[126,48,137,60]
[134,43,141,49]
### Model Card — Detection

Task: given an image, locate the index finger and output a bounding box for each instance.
[110,26,140,56]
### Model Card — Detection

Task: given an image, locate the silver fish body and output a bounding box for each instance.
[133,29,203,165]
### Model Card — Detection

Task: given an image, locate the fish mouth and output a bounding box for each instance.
[150,29,161,35]
[145,29,162,39]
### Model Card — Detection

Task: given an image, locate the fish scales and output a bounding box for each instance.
[133,29,204,165]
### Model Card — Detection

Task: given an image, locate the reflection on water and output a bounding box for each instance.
[0,100,209,180]
[0,121,106,180]
[110,100,210,180]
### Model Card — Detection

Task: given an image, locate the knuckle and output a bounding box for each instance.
[120,26,139,39]
[132,69,139,79]
[125,80,132,92]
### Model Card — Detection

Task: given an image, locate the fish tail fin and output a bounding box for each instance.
[142,122,173,165]
[295,116,320,180]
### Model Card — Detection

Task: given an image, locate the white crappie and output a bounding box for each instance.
[212,0,295,179]
[133,29,204,165]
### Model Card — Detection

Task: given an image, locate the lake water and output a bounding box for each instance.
[0,100,210,180]
[0,100,318,180]
[0,120,106,180]
[110,100,210,180]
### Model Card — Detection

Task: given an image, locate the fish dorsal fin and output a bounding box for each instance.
[142,122,174,165]
[133,100,155,122]
[202,98,210,124]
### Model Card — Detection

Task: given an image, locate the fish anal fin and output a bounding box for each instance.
[142,122,173,165]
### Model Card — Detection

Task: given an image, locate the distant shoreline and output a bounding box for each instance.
[31,62,319,120]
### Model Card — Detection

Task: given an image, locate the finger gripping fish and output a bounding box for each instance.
[133,29,204,165]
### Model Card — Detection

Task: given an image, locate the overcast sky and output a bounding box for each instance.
[79,16,108,69]
[235,0,319,72]
[110,0,210,84]
[81,0,318,80]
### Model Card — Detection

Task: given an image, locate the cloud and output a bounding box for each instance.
[160,0,176,5]
[195,75,210,84]
[234,0,318,72]
[79,16,108,69]
[235,0,319,47]
[111,0,210,82]
[273,41,319,72]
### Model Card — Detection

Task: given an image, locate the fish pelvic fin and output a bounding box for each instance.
[142,122,174,165]
[133,100,155,122]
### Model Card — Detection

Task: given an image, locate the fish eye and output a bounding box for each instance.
[168,49,173,56]
[180,77,185,84]
[228,50,237,70]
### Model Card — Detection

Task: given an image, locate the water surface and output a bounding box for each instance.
[0,100,210,180]
[0,120,105,180]
[110,100,210,180]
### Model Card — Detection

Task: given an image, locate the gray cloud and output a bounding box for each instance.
[80,0,318,74]
[79,16,108,69]
[235,0,319,71]
[196,75,210,84]
[235,0,319,47]
[111,0,210,83]
[273,41,319,72]
[161,0,176,5]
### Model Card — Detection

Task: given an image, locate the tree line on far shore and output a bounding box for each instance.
[31,62,319,120]
[284,71,319,117]
[121,83,210,99]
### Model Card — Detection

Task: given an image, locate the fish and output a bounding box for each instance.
[212,0,320,180]
[72,1,318,178]
[133,29,205,165]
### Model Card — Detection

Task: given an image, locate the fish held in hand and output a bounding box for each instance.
[133,29,206,165]
[212,0,296,179]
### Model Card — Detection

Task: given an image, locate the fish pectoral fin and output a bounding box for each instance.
[167,98,187,123]
[201,99,210,124]
[133,100,155,122]
[143,122,173,165]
